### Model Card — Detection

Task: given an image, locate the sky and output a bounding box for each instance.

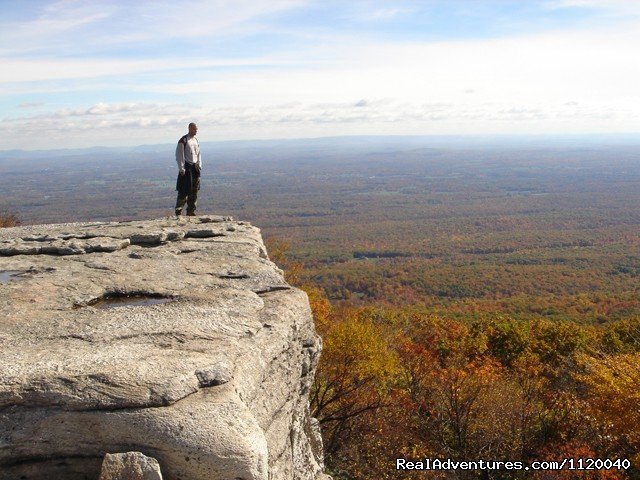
[1,0,640,149]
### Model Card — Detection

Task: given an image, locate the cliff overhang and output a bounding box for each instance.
[0,215,328,480]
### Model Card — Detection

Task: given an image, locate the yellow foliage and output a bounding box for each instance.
[579,353,640,461]
[311,307,401,457]
[321,313,400,385]
[301,284,333,334]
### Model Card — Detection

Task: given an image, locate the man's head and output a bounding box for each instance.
[188,122,198,136]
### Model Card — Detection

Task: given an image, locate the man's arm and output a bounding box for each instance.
[196,143,202,170]
[175,140,185,174]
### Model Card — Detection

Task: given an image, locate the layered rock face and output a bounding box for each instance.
[0,216,328,480]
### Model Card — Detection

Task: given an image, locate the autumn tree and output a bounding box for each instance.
[531,442,624,480]
[0,212,20,228]
[311,306,401,455]
[579,352,640,469]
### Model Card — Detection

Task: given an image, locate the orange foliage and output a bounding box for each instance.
[531,442,624,480]
[265,235,639,479]
[0,212,20,228]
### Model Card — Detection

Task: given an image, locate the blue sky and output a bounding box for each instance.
[1,0,639,149]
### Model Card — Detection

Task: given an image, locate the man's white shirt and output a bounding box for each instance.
[175,135,202,172]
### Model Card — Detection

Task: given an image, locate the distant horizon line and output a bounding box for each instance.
[3,132,640,155]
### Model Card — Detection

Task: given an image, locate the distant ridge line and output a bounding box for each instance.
[2,133,640,159]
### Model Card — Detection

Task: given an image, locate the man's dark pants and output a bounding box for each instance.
[175,162,201,215]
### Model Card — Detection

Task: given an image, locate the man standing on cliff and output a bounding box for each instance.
[175,122,202,216]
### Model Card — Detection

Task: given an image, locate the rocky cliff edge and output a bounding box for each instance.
[0,215,329,480]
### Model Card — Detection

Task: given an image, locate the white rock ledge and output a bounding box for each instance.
[0,215,329,480]
[98,451,163,480]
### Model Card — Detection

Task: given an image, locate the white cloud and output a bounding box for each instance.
[134,0,308,39]
[17,102,44,109]
[544,0,640,15]
[3,95,638,149]
[126,26,640,109]
[0,0,309,56]
[0,58,164,83]
[0,55,307,84]
[0,1,114,55]
[356,7,417,21]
